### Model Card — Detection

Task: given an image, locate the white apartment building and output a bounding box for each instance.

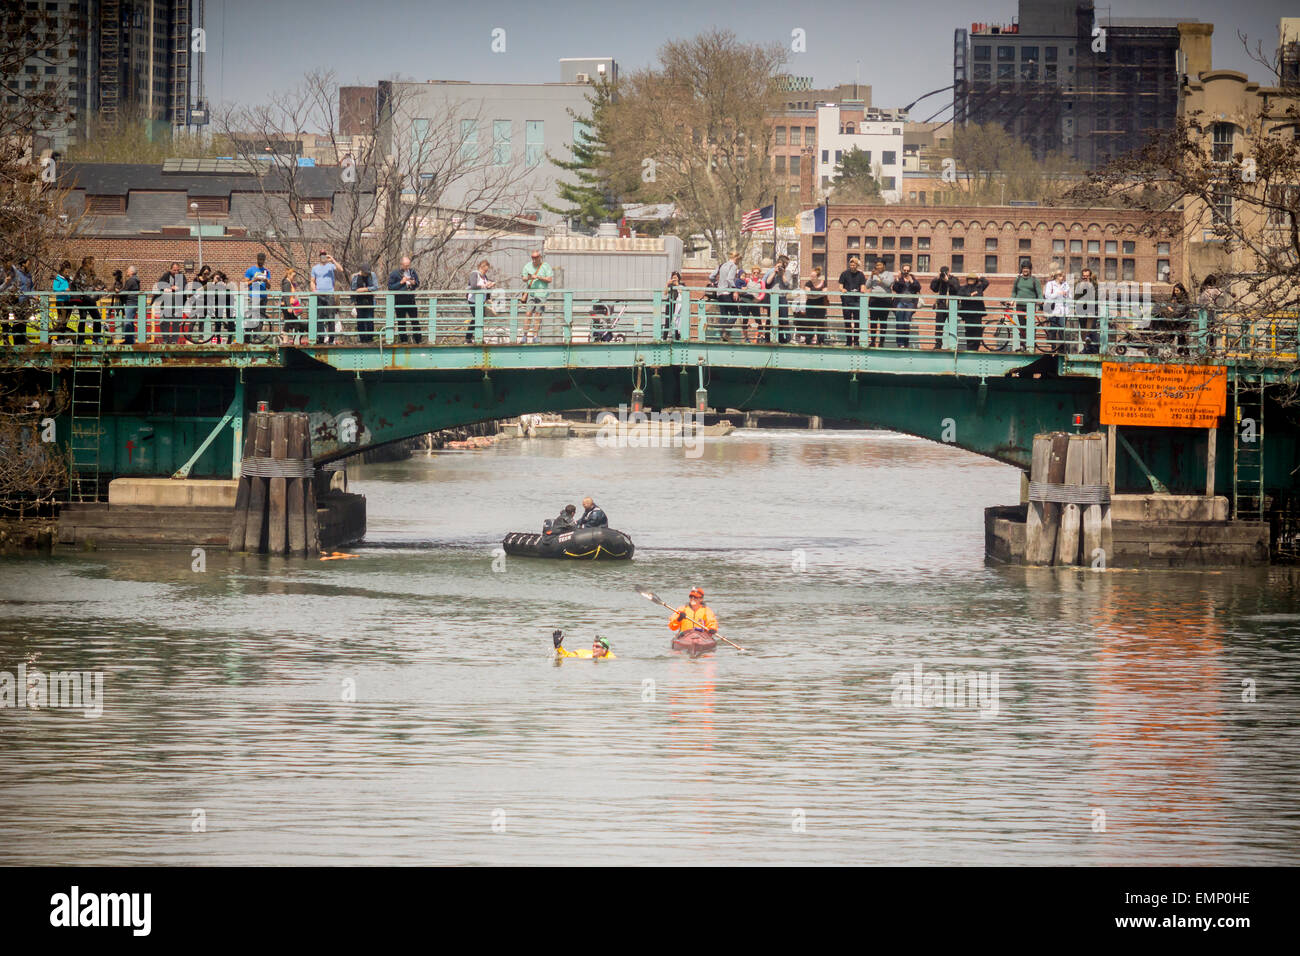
[377,58,617,228]
[814,104,905,203]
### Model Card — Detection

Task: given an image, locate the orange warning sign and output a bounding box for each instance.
[1100,363,1227,428]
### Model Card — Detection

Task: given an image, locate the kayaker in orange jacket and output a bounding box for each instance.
[669,587,718,637]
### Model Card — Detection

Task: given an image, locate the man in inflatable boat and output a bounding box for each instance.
[577,497,607,528]
[553,630,615,659]
[544,499,608,534]
[546,504,578,533]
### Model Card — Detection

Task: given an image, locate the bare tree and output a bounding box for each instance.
[67,103,231,164]
[215,71,536,287]
[1065,104,1299,316]
[948,122,1084,205]
[610,30,786,259]
[0,7,79,283]
[0,379,68,511]
[1064,38,1299,400]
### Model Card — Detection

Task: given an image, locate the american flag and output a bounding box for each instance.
[741,204,774,233]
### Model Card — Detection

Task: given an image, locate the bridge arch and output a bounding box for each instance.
[269,365,1099,474]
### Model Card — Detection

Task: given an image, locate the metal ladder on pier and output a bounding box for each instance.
[1231,369,1265,521]
[68,347,105,503]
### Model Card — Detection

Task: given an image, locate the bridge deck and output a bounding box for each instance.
[3,290,1295,382]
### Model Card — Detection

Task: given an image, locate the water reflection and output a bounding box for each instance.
[1,430,1297,864]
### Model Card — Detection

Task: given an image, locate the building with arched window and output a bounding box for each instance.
[1178,19,1300,288]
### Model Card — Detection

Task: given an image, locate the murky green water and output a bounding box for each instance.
[1,429,1298,864]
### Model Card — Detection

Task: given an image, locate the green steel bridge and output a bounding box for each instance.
[2,288,1297,520]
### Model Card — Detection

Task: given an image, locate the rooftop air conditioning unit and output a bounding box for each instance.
[575,72,590,83]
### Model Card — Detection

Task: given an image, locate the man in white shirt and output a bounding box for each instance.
[466,260,495,343]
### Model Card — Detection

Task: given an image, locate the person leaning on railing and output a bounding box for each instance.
[891,265,921,349]
[928,266,959,349]
[764,257,793,344]
[803,267,829,345]
[353,264,380,344]
[15,260,36,345]
[663,270,685,341]
[281,268,306,346]
[838,256,867,348]
[244,253,270,329]
[117,266,139,346]
[465,260,497,344]
[955,273,989,351]
[1073,268,1098,354]
[1043,269,1071,353]
[1197,275,1227,351]
[212,271,234,344]
[712,251,742,343]
[865,260,894,348]
[0,262,15,345]
[520,249,552,344]
[388,256,420,344]
[52,261,73,342]
[742,266,768,343]
[1012,262,1044,348]
[73,256,105,344]
[1153,282,1192,350]
[311,251,341,345]
[101,270,122,342]
[186,265,212,342]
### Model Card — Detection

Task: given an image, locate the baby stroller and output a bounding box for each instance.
[589,300,627,342]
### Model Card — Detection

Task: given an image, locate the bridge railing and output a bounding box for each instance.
[2,288,1296,362]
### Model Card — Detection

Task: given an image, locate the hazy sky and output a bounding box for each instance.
[203,0,1294,116]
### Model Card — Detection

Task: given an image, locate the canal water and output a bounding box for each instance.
[2,429,1298,865]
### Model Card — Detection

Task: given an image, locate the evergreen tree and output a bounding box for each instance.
[830,147,882,203]
[543,77,622,225]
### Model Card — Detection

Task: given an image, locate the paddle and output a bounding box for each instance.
[633,585,746,651]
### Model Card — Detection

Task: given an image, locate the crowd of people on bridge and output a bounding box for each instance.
[0,251,441,346]
[1,250,1230,354]
[701,254,1230,354]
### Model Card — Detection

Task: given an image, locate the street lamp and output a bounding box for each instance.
[190,201,203,267]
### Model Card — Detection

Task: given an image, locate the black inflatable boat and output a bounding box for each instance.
[501,526,635,560]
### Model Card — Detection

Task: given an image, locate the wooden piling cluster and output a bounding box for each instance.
[229,411,319,556]
[1025,432,1113,567]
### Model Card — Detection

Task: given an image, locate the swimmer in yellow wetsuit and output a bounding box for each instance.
[552,630,615,659]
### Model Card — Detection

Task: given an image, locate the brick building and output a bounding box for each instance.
[339,86,379,137]
[61,160,369,234]
[801,204,1181,297]
[770,111,818,199]
[58,236,274,285]
[54,159,377,280]
[777,77,871,112]
[1177,20,1300,288]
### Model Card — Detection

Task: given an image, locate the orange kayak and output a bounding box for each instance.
[671,633,717,655]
